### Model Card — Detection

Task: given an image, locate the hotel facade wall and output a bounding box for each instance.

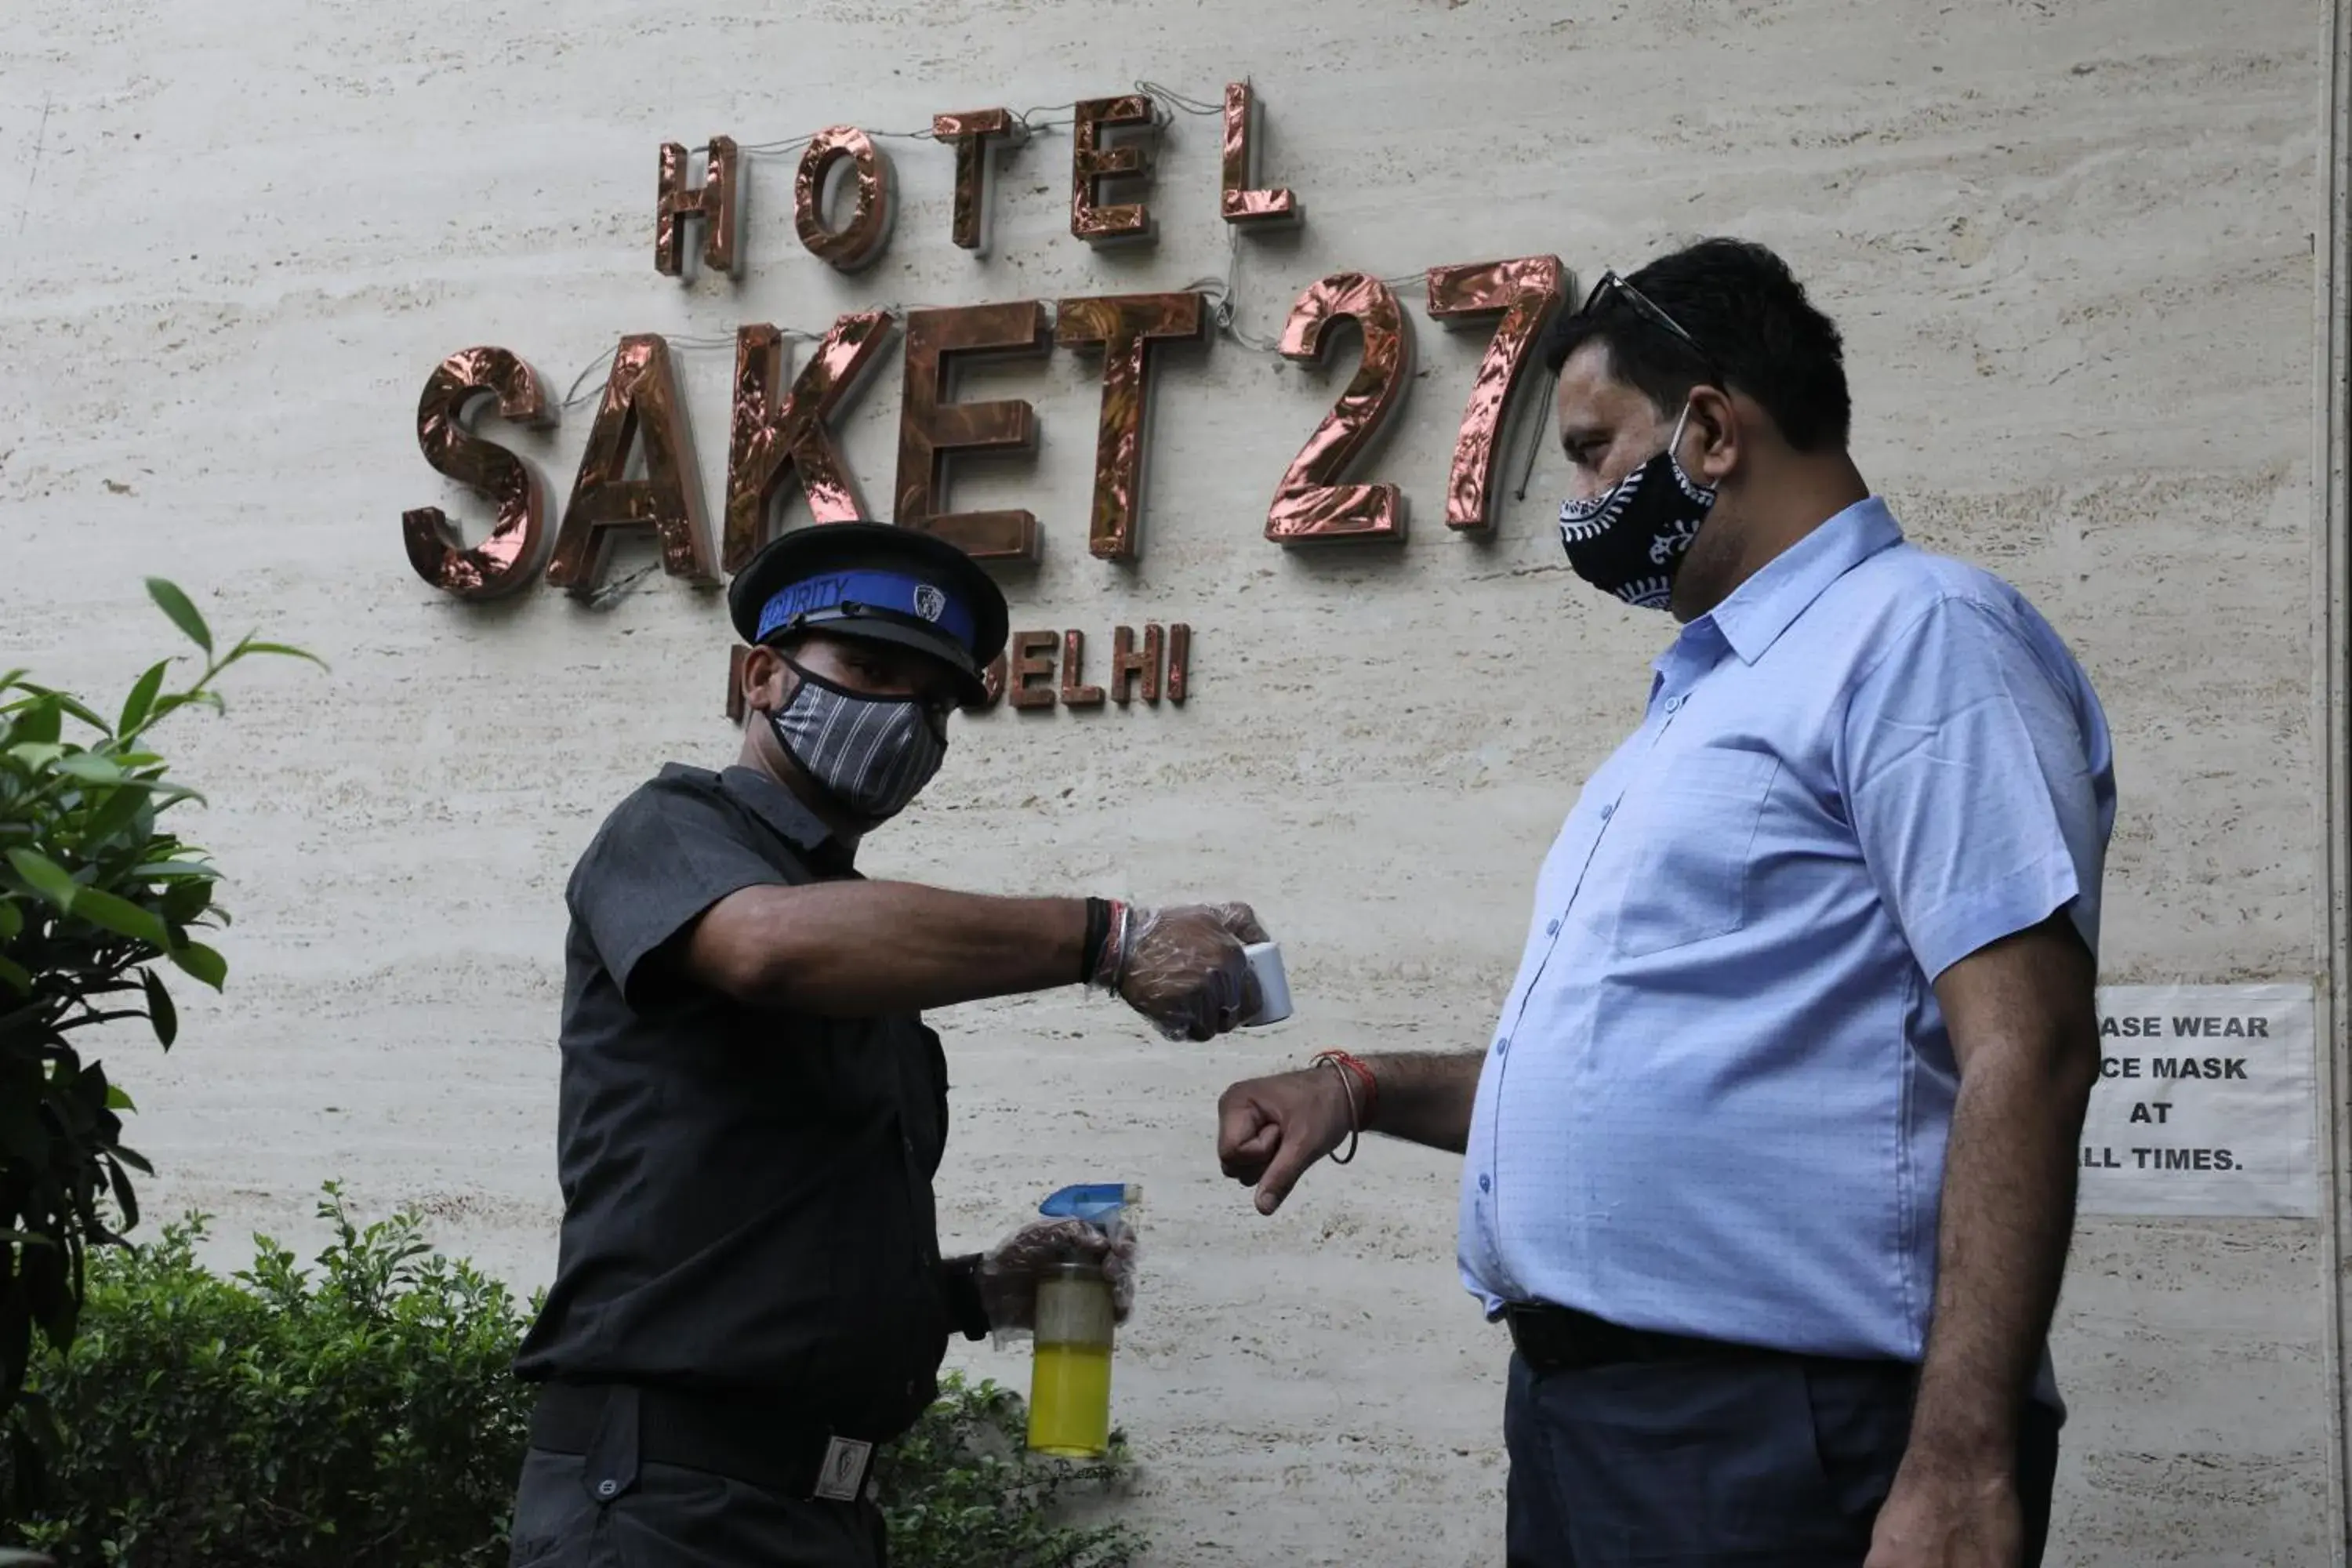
[1,0,2342,1560]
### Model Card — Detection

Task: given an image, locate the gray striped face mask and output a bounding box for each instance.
[768,659,948,823]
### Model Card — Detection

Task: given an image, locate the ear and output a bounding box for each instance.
[740,644,794,718]
[1682,383,1743,485]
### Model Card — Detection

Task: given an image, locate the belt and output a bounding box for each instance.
[529,1381,879,1504]
[1504,1303,1762,1374]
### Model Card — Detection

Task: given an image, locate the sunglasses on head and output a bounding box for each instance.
[1580,270,1724,385]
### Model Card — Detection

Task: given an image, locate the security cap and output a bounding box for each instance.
[727,522,1009,707]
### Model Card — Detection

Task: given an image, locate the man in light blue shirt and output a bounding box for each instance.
[1218,239,2111,1568]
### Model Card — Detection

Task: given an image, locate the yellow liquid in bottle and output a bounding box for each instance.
[1026,1341,1113,1458]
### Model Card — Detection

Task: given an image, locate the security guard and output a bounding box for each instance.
[508,522,1265,1568]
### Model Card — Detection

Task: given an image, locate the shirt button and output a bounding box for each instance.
[1479,1173,1493,1193]
[1495,1036,1509,1056]
[1545,919,1560,936]
[1664,695,1682,713]
[1599,803,1615,821]
[595,1478,619,1501]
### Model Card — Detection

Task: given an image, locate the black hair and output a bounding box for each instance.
[1541,238,1851,452]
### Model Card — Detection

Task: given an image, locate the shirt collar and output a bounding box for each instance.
[688,763,854,869]
[1698,496,1904,665]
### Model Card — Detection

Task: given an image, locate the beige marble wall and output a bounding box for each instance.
[0,0,2336,1560]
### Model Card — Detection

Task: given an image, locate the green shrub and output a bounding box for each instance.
[2,1186,532,1568]
[0,1188,1142,1568]
[877,1378,1140,1568]
[1,579,317,1430]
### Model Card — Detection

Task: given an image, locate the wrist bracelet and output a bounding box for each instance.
[1314,1049,1381,1130]
[1315,1055,1362,1165]
[1104,901,1134,991]
[1079,897,1111,985]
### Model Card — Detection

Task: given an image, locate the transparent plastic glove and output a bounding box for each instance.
[976,1217,1140,1339]
[1101,902,1269,1042]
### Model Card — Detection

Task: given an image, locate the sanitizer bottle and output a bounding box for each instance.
[1025,1182,1135,1459]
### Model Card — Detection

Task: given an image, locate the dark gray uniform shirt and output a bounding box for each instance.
[514,763,976,1441]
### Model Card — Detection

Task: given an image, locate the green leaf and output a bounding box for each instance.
[146,689,224,723]
[104,1084,137,1112]
[232,639,327,671]
[172,941,227,990]
[46,774,206,808]
[132,860,219,881]
[107,1155,140,1231]
[54,753,126,786]
[0,954,30,996]
[118,660,171,735]
[142,782,210,811]
[159,879,213,927]
[6,742,64,771]
[143,969,178,1047]
[10,682,111,735]
[72,887,170,949]
[147,578,213,655]
[6,696,59,746]
[27,688,111,735]
[0,899,20,941]
[5,849,77,913]
[82,785,151,848]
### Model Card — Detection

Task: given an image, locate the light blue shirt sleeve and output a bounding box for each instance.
[1838,595,2106,981]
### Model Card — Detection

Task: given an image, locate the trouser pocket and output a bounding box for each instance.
[509,1447,622,1568]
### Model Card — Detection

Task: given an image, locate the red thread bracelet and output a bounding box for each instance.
[1313,1050,1380,1130]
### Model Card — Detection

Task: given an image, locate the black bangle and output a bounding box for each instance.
[1078,896,1110,985]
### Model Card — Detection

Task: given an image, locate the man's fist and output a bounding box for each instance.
[1217,1065,1353,1214]
[1115,902,1269,1041]
[1864,1456,2024,1568]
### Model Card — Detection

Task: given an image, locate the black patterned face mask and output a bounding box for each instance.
[1555,403,1718,612]
[768,659,948,823]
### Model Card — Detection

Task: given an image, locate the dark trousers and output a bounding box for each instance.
[1504,1352,2059,1567]
[508,1446,887,1568]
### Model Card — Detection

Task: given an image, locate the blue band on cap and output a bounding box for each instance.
[756,568,978,653]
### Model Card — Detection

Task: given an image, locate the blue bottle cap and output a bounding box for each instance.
[1040,1182,1140,1223]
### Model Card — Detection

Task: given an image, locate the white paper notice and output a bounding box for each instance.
[2078,984,2318,1219]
